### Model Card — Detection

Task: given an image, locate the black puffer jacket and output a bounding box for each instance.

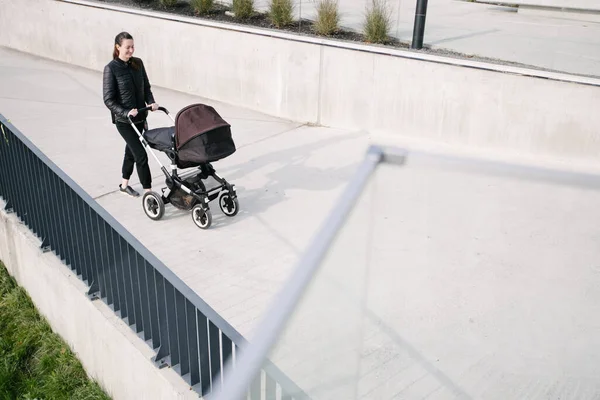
[102,57,155,124]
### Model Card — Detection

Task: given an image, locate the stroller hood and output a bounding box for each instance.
[175,103,236,168]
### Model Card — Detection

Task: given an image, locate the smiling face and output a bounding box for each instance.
[116,39,135,61]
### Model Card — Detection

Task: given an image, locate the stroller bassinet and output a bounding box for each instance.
[127,103,239,229]
[143,103,236,168]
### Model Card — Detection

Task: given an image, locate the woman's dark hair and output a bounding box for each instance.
[113,31,139,69]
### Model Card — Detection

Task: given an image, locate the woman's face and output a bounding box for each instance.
[117,39,135,61]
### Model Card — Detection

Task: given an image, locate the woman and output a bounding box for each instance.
[103,31,158,197]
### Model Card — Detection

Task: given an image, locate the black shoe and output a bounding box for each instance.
[119,184,140,197]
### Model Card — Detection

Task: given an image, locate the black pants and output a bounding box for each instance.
[116,121,152,189]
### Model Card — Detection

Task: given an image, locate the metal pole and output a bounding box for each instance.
[411,0,428,49]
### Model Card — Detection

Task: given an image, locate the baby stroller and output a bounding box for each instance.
[127,103,239,229]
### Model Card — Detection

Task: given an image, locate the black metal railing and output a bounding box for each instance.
[0,114,306,399]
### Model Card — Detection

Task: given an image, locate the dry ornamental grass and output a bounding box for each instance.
[191,0,215,15]
[364,0,392,44]
[269,0,295,28]
[314,0,340,36]
[159,0,178,7]
[233,0,255,19]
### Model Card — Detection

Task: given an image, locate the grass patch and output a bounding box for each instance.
[0,261,110,400]
[313,0,340,36]
[364,0,392,44]
[268,0,294,28]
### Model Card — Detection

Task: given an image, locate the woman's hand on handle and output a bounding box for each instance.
[128,108,138,118]
[150,103,159,111]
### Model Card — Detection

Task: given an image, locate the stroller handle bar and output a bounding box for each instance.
[127,105,170,123]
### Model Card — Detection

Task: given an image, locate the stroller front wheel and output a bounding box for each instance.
[219,193,239,217]
[191,205,212,229]
[142,191,165,221]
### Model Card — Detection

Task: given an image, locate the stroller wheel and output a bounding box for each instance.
[142,191,165,221]
[191,205,212,229]
[219,193,239,217]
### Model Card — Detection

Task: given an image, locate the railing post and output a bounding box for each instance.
[87,280,100,300]
[0,113,305,400]
[4,200,14,213]
[40,237,51,253]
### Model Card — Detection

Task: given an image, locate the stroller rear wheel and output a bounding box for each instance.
[143,191,165,221]
[219,193,239,217]
[191,205,212,229]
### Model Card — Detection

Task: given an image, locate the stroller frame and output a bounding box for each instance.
[128,105,239,229]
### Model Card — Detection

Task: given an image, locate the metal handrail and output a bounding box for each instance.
[0,114,306,398]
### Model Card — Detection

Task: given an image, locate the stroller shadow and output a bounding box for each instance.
[204,129,369,227]
[150,128,368,229]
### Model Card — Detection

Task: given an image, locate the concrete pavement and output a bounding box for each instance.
[3,46,600,399]
[0,46,371,337]
[259,160,600,399]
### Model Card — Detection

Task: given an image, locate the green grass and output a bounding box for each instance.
[0,262,110,400]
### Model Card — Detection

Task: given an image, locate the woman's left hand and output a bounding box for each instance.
[150,103,159,111]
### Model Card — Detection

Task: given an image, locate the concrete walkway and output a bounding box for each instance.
[255,158,600,399]
[4,46,600,399]
[0,46,371,337]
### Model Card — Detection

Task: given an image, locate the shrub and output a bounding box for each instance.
[191,0,214,15]
[269,0,294,28]
[313,0,340,36]
[363,0,391,44]
[159,0,178,7]
[232,0,255,19]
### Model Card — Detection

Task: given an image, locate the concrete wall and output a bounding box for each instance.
[0,203,199,400]
[0,0,320,124]
[319,46,600,161]
[1,0,600,165]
